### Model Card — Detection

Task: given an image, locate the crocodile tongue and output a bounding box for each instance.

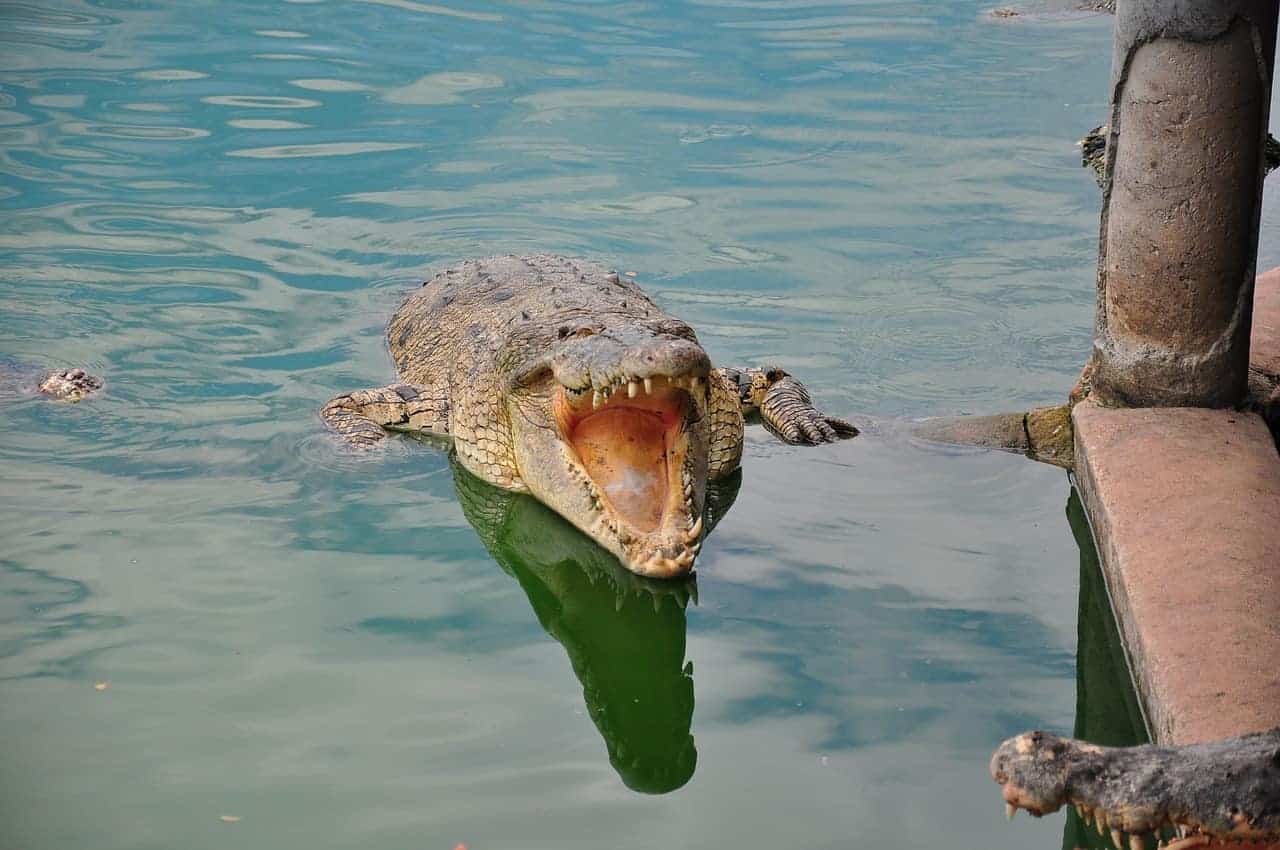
[572,407,670,532]
[553,376,702,577]
[562,382,688,534]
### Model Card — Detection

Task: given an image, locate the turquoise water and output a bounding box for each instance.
[1,1,1137,847]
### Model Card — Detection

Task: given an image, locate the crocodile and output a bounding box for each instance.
[0,362,103,402]
[321,254,856,578]
[991,727,1280,849]
[38,368,102,401]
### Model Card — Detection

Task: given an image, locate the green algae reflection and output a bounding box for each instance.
[450,457,743,794]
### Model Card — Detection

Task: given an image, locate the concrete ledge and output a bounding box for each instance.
[1072,401,1280,745]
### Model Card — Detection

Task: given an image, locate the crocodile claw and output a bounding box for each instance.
[760,377,859,445]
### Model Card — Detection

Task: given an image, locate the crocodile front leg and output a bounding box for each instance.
[320,383,450,447]
[718,366,858,446]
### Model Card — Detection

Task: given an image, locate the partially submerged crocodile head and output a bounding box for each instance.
[498,313,712,579]
[991,728,1280,848]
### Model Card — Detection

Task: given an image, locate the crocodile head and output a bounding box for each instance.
[991,729,1280,848]
[497,315,712,579]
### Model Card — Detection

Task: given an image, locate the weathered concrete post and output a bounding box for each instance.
[1089,0,1279,407]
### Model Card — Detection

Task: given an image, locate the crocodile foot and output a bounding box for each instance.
[991,729,1280,848]
[38,368,103,401]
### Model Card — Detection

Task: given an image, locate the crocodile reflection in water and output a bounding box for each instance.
[449,453,743,794]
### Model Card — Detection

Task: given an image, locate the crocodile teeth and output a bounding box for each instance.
[690,375,702,393]
[627,380,638,398]
[592,390,603,408]
[1006,803,1017,821]
[644,376,653,394]
[645,555,677,574]
[685,515,704,542]
[1112,829,1124,848]
[675,549,695,568]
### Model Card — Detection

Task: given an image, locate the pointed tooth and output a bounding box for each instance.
[676,550,695,567]
[628,380,638,398]
[688,540,701,554]
[1112,829,1124,848]
[685,514,704,542]
[1006,803,1017,821]
[1098,811,1109,832]
[592,390,602,408]
[690,375,702,394]
[644,376,652,394]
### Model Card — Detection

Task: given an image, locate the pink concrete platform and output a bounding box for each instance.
[1072,401,1280,745]
[1254,266,1280,379]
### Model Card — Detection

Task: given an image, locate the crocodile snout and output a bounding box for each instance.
[622,337,711,382]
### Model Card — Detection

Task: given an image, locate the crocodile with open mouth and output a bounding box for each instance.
[321,253,856,578]
[991,727,1280,849]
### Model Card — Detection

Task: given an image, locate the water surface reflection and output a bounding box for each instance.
[450,459,744,793]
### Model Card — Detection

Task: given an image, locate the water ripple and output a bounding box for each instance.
[1,1,1115,846]
[226,141,421,159]
[202,95,321,109]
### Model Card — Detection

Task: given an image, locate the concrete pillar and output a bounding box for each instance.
[1089,0,1278,407]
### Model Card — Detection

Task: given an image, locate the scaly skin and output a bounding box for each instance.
[991,728,1280,849]
[322,254,856,578]
[37,368,102,401]
[0,362,102,402]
